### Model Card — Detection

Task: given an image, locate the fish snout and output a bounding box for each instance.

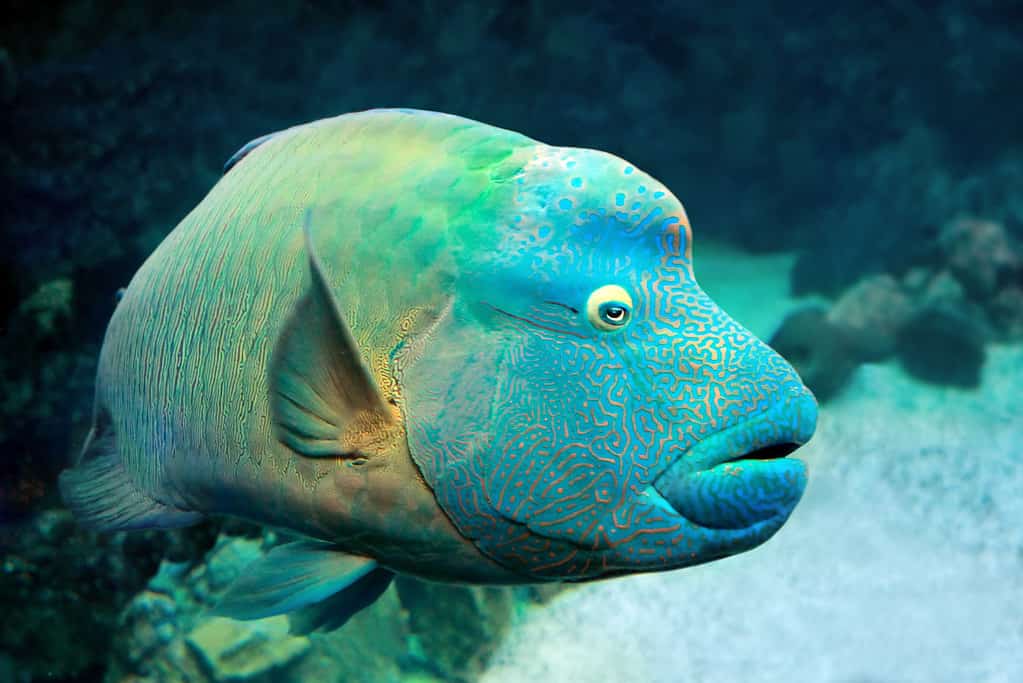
[688,298,819,467]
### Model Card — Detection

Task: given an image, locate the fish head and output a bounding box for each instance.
[401,144,817,580]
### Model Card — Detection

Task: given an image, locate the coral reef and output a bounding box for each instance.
[104,534,542,683]
[773,216,1021,398]
[0,515,539,682]
[827,275,914,360]
[896,305,986,388]
[939,217,1021,299]
[0,511,222,681]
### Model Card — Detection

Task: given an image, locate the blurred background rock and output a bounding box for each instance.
[1,1,1021,681]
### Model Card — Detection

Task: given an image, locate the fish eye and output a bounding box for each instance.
[586,285,633,332]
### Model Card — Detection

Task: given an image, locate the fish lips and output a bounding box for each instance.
[651,457,807,530]
[650,389,817,531]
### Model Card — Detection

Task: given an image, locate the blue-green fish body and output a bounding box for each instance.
[61,109,817,630]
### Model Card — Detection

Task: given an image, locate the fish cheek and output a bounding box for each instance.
[398,304,664,579]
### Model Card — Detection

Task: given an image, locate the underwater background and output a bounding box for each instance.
[1,1,1021,681]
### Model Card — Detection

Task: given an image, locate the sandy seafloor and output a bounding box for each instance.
[481,244,1023,683]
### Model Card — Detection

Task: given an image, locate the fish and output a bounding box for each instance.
[59,108,818,632]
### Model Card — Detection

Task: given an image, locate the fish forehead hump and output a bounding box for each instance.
[218,108,536,219]
[456,144,694,286]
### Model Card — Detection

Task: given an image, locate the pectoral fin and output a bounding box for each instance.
[270,210,396,458]
[288,567,394,635]
[212,540,393,632]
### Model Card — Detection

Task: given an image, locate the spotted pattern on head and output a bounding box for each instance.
[401,144,813,580]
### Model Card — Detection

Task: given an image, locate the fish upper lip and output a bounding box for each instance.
[653,386,817,485]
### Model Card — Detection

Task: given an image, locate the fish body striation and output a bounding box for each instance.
[60,109,817,631]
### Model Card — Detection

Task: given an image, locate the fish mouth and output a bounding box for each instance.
[649,390,817,531]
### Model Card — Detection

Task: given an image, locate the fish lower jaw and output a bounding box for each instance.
[650,456,807,531]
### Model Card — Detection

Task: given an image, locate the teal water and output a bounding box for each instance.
[3,3,1021,680]
[483,245,1023,682]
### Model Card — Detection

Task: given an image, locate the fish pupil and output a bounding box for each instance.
[601,303,628,324]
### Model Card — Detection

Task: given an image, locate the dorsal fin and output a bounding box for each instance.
[269,210,397,458]
[223,130,283,174]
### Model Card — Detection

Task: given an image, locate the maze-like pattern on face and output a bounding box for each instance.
[402,145,814,580]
